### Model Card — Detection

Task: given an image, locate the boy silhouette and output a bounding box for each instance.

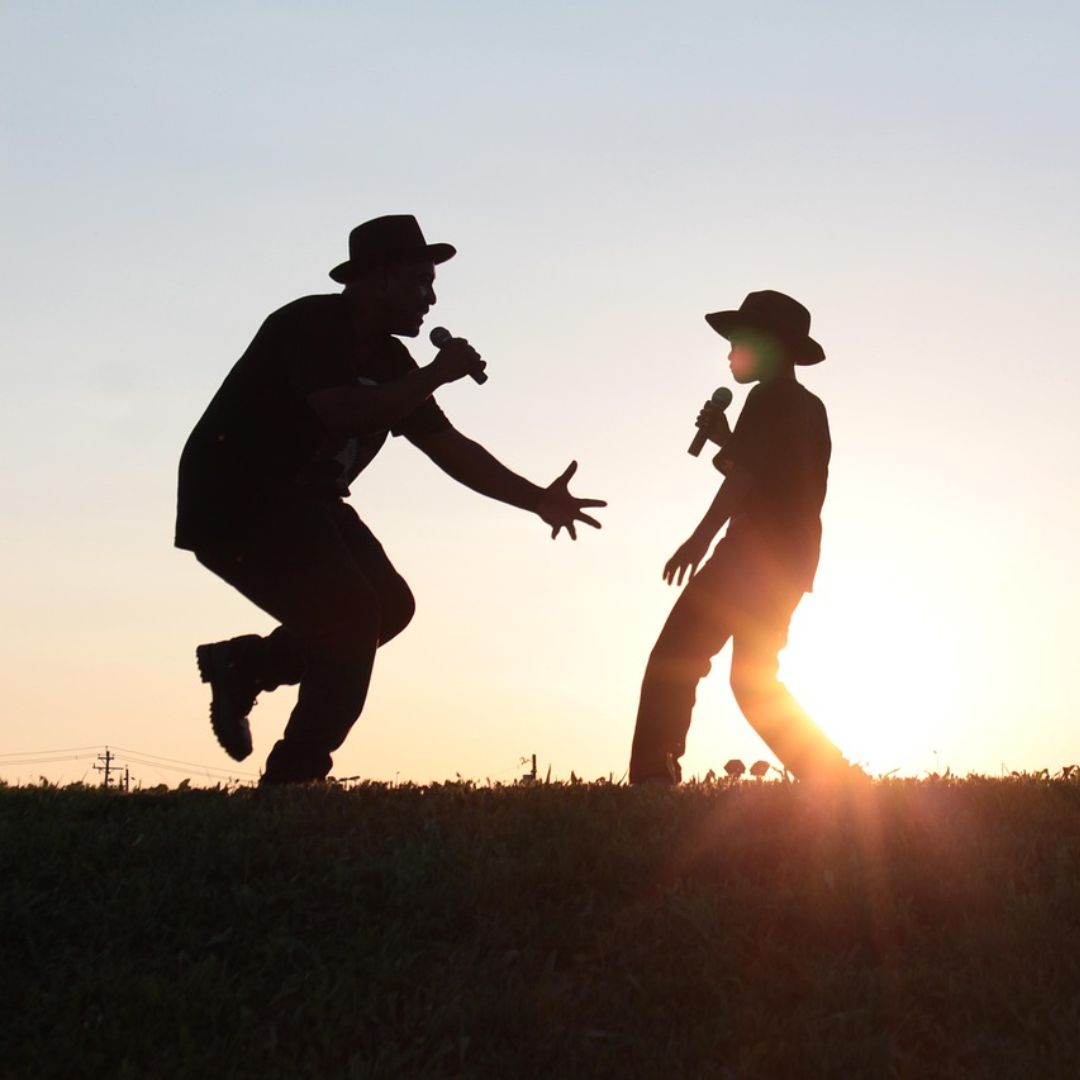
[629,290,856,785]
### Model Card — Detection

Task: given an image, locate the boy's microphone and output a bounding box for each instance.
[688,387,733,456]
[430,326,488,384]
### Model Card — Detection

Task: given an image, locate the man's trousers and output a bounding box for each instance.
[196,498,414,783]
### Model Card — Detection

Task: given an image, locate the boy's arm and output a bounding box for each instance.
[662,466,755,585]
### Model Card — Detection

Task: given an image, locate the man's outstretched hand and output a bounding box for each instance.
[536,461,606,540]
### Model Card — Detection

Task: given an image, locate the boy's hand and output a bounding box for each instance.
[663,532,710,586]
[695,400,732,447]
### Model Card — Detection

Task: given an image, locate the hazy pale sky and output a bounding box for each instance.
[3,1,1078,786]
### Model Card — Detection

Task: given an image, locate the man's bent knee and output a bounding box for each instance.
[313,599,382,664]
[378,578,415,645]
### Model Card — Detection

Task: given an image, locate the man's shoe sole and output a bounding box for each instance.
[196,642,255,762]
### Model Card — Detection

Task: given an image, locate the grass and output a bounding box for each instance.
[3,775,1080,1077]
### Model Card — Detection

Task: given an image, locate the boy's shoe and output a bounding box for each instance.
[800,761,872,792]
[196,636,263,761]
[630,753,683,787]
[633,774,677,788]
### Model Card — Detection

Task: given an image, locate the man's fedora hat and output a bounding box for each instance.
[705,290,825,365]
[329,215,456,284]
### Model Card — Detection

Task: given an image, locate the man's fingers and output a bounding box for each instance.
[567,522,577,540]
[577,498,607,508]
[577,512,601,529]
[556,460,578,486]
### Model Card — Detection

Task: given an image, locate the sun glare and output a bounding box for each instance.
[778,571,962,775]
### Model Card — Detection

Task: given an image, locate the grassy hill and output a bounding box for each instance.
[3,776,1080,1077]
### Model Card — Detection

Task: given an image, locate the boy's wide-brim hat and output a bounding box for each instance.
[329,215,456,284]
[705,290,825,365]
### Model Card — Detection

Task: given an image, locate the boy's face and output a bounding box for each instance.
[727,330,783,383]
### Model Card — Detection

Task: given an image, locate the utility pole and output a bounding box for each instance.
[93,747,117,788]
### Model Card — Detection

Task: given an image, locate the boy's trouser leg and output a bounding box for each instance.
[197,501,415,783]
[630,543,849,783]
[629,561,733,783]
[729,626,847,780]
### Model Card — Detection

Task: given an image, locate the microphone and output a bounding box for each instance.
[429,326,488,385]
[688,387,733,456]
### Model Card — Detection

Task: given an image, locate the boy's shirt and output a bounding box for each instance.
[715,379,831,593]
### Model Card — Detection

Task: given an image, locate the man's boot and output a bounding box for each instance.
[196,635,265,761]
[260,739,333,786]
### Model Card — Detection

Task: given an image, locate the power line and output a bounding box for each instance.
[0,744,259,784]
[109,745,259,777]
[111,753,258,782]
[1,744,259,778]
[0,755,99,767]
[115,754,255,782]
[0,745,103,759]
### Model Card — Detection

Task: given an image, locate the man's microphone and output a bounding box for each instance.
[430,326,488,384]
[688,387,733,456]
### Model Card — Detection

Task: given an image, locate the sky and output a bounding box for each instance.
[2,1,1079,787]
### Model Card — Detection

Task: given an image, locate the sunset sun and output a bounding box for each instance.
[780,567,963,775]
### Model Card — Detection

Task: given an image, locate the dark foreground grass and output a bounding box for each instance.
[3,777,1080,1078]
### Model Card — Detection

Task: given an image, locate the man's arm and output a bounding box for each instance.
[662,466,755,585]
[306,339,485,438]
[412,426,606,540]
[411,426,543,509]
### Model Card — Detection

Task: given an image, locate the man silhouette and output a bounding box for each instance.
[176,215,605,784]
[629,290,855,785]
